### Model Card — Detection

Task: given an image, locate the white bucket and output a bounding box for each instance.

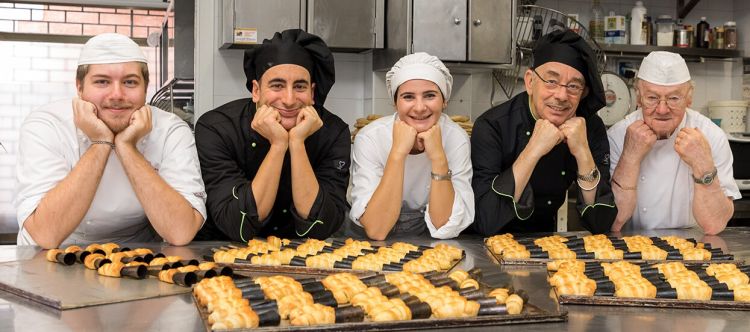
[708,100,748,133]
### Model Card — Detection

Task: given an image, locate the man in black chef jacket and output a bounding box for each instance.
[194,29,351,242]
[471,29,617,235]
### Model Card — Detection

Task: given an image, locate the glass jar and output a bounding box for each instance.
[656,15,675,46]
[713,26,725,49]
[725,21,737,49]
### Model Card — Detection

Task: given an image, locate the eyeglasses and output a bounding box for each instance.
[640,95,686,110]
[532,68,585,96]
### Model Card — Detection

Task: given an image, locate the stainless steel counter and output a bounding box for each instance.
[1,228,750,332]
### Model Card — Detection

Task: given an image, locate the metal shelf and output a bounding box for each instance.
[601,44,742,59]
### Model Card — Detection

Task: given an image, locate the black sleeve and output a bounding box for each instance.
[576,115,618,234]
[195,115,263,242]
[471,117,534,236]
[292,123,351,239]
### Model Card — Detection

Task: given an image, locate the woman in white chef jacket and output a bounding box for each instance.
[348,52,474,240]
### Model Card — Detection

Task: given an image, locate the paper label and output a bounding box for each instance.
[234,28,258,44]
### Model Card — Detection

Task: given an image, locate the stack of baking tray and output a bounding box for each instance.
[193,269,567,331]
[549,260,750,310]
[208,237,465,275]
[485,234,737,265]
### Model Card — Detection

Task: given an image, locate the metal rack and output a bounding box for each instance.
[149,77,195,127]
[492,5,605,99]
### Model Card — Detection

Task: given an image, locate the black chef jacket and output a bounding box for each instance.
[194,99,351,242]
[471,92,616,235]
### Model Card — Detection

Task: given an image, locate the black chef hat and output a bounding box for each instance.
[531,29,605,118]
[243,29,335,105]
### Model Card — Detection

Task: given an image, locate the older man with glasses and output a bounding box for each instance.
[471,29,616,235]
[608,51,741,234]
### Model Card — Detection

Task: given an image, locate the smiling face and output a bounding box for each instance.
[636,79,692,139]
[76,62,147,133]
[252,64,314,130]
[394,79,445,133]
[524,61,586,126]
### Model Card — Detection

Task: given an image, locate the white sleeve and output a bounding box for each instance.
[349,131,385,226]
[607,122,625,177]
[157,121,208,221]
[14,114,73,246]
[709,130,741,200]
[424,130,474,239]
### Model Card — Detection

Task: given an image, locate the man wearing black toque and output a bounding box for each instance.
[471,29,617,235]
[195,29,351,242]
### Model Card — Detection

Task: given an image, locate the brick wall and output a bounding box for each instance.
[0,3,172,38]
[0,41,159,233]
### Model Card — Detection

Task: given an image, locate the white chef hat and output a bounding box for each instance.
[637,51,691,86]
[77,33,147,66]
[385,52,453,101]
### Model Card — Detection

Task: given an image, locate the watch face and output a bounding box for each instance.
[702,174,714,185]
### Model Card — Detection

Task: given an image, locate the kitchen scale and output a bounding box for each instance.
[597,72,635,126]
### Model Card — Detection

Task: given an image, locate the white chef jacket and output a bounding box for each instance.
[349,113,475,239]
[607,108,741,230]
[14,99,207,246]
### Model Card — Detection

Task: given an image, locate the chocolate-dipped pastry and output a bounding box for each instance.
[377,283,401,298]
[478,303,508,316]
[334,306,364,323]
[257,309,281,327]
[458,288,485,300]
[302,281,325,294]
[46,249,76,265]
[333,260,352,269]
[121,264,147,279]
[250,300,277,313]
[289,256,307,267]
[361,274,387,287]
[407,300,432,319]
[623,252,642,259]
[171,271,197,286]
[195,269,218,280]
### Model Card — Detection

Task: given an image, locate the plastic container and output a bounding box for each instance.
[630,1,648,45]
[589,0,605,43]
[725,21,737,50]
[605,11,627,44]
[697,17,710,48]
[656,15,675,46]
[708,100,748,133]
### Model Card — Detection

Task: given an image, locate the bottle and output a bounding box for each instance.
[589,0,605,43]
[697,17,710,48]
[644,15,653,45]
[725,21,737,49]
[630,1,647,45]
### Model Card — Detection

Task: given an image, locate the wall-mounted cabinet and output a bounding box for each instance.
[374,0,514,71]
[219,0,383,51]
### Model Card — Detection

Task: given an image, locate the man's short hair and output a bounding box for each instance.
[75,62,150,90]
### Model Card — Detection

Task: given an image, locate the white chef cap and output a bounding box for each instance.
[386,52,453,101]
[637,51,691,86]
[77,33,147,66]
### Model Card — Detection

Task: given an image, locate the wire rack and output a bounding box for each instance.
[493,5,606,99]
[149,77,195,128]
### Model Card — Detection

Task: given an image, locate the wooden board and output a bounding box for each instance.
[0,252,191,310]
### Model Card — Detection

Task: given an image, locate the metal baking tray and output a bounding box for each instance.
[485,236,740,266]
[0,251,191,310]
[210,243,465,275]
[194,271,567,331]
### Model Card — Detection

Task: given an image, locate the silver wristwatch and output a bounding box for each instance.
[693,168,718,185]
[431,170,452,181]
[577,167,599,182]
